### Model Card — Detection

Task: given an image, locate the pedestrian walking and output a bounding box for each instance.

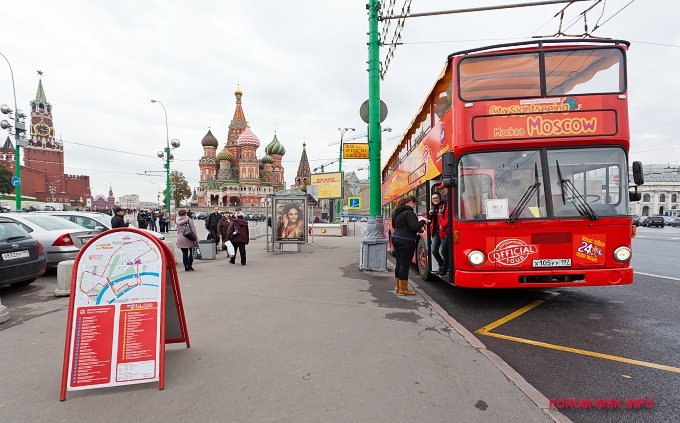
[163,211,171,233]
[217,211,232,255]
[206,206,222,251]
[176,209,198,271]
[150,210,158,231]
[428,191,449,277]
[137,209,148,229]
[227,211,250,265]
[391,195,427,295]
[111,207,130,229]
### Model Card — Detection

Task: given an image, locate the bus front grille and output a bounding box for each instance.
[518,274,586,284]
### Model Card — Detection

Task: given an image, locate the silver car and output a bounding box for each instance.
[2,213,98,267]
[42,211,166,241]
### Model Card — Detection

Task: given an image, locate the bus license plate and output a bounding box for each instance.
[532,258,571,268]
[2,250,30,260]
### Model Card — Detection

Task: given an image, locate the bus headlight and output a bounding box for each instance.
[467,250,486,266]
[613,246,631,262]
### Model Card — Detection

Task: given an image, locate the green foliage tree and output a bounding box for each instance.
[162,170,192,206]
[0,165,13,194]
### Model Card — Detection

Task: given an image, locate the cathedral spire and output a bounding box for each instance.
[294,143,311,189]
[227,86,248,146]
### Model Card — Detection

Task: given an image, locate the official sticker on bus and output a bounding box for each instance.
[485,199,508,219]
[488,238,538,266]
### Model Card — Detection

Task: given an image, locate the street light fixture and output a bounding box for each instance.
[150,99,180,213]
[0,52,27,210]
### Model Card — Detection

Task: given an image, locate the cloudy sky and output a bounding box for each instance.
[1,0,677,202]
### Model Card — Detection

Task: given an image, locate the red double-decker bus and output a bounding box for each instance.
[382,39,644,288]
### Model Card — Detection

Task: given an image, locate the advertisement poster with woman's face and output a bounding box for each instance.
[274,198,307,243]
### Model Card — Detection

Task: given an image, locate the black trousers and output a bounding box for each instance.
[393,237,417,280]
[231,242,247,264]
[180,247,194,270]
[209,228,220,246]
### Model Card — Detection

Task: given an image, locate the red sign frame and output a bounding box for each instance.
[60,228,189,400]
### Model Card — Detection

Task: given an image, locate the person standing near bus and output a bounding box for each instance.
[428,191,449,277]
[392,195,427,295]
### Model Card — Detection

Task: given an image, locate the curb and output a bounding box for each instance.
[409,278,573,423]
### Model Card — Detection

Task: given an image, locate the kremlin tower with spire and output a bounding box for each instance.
[0,72,91,206]
[197,87,286,208]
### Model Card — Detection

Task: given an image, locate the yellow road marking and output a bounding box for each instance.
[476,293,558,334]
[475,292,680,374]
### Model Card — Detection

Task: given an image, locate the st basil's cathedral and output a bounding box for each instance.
[197,87,286,207]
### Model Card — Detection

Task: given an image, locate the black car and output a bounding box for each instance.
[642,216,665,228]
[194,212,208,220]
[632,215,641,226]
[0,217,47,287]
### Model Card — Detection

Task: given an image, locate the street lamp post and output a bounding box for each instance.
[336,127,355,219]
[150,100,180,214]
[0,52,27,211]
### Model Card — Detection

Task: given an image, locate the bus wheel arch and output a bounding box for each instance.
[417,237,433,281]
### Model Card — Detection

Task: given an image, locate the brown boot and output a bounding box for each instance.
[398,280,416,296]
[395,277,401,294]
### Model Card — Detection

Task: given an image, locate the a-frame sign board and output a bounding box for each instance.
[60,228,189,401]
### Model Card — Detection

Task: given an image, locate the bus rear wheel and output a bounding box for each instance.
[417,238,433,281]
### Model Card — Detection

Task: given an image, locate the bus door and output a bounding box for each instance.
[415,179,443,281]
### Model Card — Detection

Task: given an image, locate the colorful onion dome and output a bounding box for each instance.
[261,154,274,164]
[265,133,286,156]
[201,129,219,147]
[216,147,233,161]
[236,127,260,148]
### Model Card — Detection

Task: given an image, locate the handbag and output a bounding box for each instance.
[182,222,197,241]
[229,226,240,240]
[224,240,235,257]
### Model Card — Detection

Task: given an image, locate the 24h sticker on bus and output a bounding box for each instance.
[574,235,606,265]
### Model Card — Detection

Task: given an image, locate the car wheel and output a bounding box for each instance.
[10,278,36,287]
[417,238,433,281]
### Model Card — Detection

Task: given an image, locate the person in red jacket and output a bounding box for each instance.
[227,211,250,265]
[428,191,449,277]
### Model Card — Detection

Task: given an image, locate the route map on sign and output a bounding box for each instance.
[75,233,161,306]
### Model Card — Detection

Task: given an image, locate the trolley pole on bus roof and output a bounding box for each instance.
[360,0,388,272]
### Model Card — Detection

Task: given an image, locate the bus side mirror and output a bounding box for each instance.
[629,187,641,202]
[632,161,644,186]
[442,152,457,188]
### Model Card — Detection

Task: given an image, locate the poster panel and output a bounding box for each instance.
[310,172,343,199]
[65,230,164,391]
[273,197,308,243]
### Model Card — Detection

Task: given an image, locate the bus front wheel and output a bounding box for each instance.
[417,238,433,281]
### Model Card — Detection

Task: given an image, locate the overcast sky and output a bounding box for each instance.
[1,0,677,202]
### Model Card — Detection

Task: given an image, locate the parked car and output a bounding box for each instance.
[194,212,207,220]
[360,217,368,222]
[642,215,665,228]
[636,216,648,227]
[40,211,165,240]
[663,216,673,225]
[0,217,47,287]
[669,217,680,227]
[631,215,641,226]
[2,213,96,267]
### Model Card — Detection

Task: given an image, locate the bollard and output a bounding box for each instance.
[0,296,9,323]
[55,259,75,296]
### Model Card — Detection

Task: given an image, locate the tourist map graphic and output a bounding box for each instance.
[75,232,162,306]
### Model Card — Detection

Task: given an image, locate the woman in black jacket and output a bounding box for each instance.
[392,195,427,295]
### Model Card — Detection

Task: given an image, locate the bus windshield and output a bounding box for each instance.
[457,147,629,220]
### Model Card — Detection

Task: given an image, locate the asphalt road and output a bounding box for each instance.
[414,226,680,423]
[2,223,678,423]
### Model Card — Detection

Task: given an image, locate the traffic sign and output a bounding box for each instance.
[10,176,20,187]
[348,197,361,209]
[343,143,369,159]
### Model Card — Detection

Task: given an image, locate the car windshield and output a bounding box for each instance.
[0,222,30,242]
[457,147,629,220]
[22,215,85,230]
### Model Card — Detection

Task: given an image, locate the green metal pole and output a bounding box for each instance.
[165,147,171,212]
[368,0,381,218]
[336,131,343,218]
[14,142,21,210]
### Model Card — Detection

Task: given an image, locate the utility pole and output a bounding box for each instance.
[360,0,388,271]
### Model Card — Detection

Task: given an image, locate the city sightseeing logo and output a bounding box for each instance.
[489,97,580,115]
[489,239,538,266]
